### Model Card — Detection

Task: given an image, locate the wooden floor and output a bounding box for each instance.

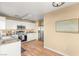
[21,40,62,56]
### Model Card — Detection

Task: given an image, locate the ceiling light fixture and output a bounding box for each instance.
[52,2,65,7]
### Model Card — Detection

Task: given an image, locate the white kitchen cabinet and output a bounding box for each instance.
[19,21,36,30]
[0,17,6,30]
[6,19,36,30]
[27,33,38,41]
[0,16,36,30]
[0,41,21,56]
[6,20,17,29]
[28,23,36,29]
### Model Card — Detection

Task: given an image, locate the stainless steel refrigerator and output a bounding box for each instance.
[38,26,44,41]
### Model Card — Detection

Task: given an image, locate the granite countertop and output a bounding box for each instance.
[0,37,20,45]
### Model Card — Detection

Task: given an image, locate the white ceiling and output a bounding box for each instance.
[0,2,77,21]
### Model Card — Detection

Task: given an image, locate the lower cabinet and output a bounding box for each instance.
[27,33,38,41]
[0,41,21,56]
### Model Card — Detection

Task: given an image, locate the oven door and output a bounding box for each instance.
[18,35,27,42]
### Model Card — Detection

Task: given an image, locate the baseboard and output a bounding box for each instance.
[44,46,68,56]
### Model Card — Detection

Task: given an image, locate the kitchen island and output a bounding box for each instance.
[0,37,21,56]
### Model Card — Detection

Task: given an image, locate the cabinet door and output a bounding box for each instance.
[6,19,36,30]
[6,20,18,29]
[26,22,36,29]
[0,41,21,56]
[27,33,38,41]
[0,17,6,29]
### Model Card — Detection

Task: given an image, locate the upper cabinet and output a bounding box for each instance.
[6,19,36,30]
[0,17,6,30]
[0,16,36,31]
[6,20,17,30]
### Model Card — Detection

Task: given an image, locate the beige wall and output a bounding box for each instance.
[44,3,79,56]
